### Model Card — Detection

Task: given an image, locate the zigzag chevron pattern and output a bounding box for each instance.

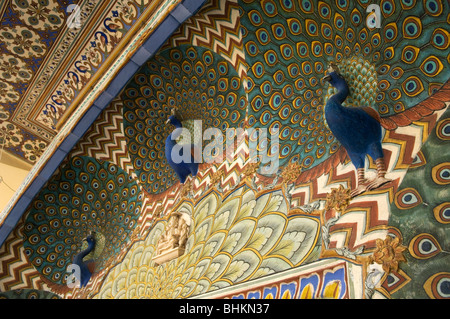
[167,0,248,82]
[290,108,449,253]
[71,99,135,177]
[0,219,46,292]
[324,191,393,252]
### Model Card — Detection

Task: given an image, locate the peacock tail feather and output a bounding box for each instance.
[121,0,449,191]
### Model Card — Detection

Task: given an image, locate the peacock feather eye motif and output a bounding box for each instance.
[387,106,450,299]
[394,187,423,210]
[433,202,450,224]
[409,233,442,260]
[432,162,450,185]
[424,273,450,299]
[0,289,60,299]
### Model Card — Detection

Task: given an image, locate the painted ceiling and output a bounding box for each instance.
[0,0,449,300]
[0,0,170,165]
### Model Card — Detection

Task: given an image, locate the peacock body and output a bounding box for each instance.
[323,67,390,195]
[73,233,96,288]
[165,115,199,184]
[324,71,383,168]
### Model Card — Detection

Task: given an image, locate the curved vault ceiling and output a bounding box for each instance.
[0,0,180,165]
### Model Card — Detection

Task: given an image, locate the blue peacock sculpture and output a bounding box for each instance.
[165,109,199,184]
[322,63,390,197]
[73,232,96,288]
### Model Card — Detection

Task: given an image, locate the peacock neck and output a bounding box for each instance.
[76,241,95,261]
[169,116,183,141]
[330,74,350,105]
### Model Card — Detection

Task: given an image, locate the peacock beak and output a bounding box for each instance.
[165,118,171,124]
[322,74,332,83]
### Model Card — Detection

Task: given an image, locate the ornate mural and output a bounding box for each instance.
[0,0,449,300]
[22,155,142,288]
[95,185,321,299]
[385,107,450,299]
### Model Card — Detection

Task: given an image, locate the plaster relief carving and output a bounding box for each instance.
[153,212,191,266]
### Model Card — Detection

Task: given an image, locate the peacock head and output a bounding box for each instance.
[166,115,177,125]
[326,62,340,74]
[84,231,96,245]
[165,108,179,126]
[322,62,346,89]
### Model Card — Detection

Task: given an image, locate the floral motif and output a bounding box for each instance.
[369,236,406,273]
[0,26,47,58]
[325,185,351,213]
[0,121,22,148]
[21,139,47,162]
[35,0,158,131]
[114,0,138,24]
[0,81,20,104]
[180,179,194,198]
[0,107,8,120]
[0,55,32,82]
[280,161,302,184]
[241,162,259,179]
[210,169,224,185]
[151,206,164,220]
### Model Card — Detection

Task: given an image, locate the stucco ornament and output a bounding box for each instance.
[369,235,407,273]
